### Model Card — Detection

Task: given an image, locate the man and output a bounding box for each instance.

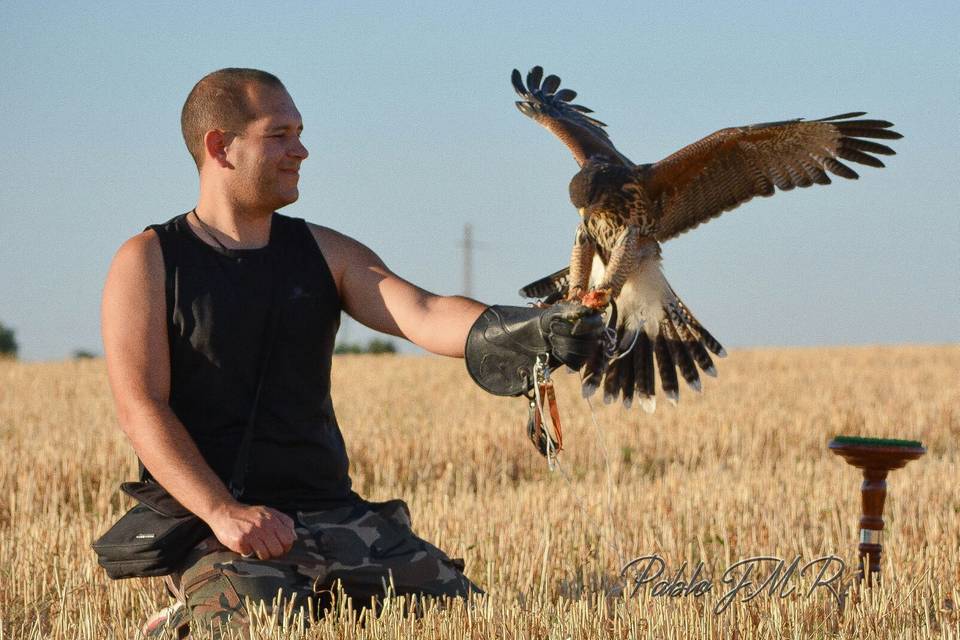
[101,68,601,637]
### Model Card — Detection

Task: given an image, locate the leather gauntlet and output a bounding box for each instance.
[464,302,605,396]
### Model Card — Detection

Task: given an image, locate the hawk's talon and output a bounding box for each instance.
[565,285,586,302]
[581,288,612,310]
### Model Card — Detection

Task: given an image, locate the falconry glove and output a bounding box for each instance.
[464,301,605,397]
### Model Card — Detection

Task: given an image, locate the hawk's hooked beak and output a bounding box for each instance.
[578,207,590,222]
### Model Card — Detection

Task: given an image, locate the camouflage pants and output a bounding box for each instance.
[165,497,482,636]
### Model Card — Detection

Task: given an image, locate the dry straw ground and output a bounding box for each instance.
[0,345,958,639]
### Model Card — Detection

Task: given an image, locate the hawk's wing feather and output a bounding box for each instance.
[646,114,902,242]
[519,266,570,303]
[512,66,634,167]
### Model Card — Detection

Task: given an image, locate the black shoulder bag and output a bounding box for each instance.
[92,259,283,580]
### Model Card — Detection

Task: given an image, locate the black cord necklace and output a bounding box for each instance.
[191,208,232,253]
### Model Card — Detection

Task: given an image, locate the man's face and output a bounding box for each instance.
[224,84,309,212]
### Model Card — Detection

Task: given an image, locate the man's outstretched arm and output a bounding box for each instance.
[101,231,295,560]
[310,225,605,392]
[311,225,485,356]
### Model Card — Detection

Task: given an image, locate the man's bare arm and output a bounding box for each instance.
[101,231,295,559]
[311,225,485,356]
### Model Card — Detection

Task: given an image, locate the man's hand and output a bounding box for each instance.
[206,502,297,560]
[464,302,606,397]
[104,232,301,561]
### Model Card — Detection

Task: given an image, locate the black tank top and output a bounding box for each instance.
[145,212,354,512]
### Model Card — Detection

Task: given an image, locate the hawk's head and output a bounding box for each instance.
[569,162,632,214]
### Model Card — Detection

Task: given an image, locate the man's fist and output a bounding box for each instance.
[465,303,606,397]
[206,502,297,560]
[538,300,606,371]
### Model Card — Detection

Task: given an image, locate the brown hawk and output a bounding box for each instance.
[513,65,901,412]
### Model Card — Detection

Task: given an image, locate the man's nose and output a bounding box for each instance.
[291,138,308,160]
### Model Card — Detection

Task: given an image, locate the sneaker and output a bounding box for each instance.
[142,600,190,638]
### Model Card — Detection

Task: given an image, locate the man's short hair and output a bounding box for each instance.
[181,68,285,168]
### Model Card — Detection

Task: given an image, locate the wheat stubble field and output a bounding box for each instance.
[0,345,958,639]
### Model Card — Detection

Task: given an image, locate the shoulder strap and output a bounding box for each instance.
[228,242,283,499]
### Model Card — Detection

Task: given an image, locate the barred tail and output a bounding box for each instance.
[581,262,725,412]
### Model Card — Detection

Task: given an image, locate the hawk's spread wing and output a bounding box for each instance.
[646,113,902,242]
[512,66,633,167]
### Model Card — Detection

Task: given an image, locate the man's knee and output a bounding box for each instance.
[180,554,249,635]
[312,505,484,602]
[179,550,316,633]
[400,554,485,599]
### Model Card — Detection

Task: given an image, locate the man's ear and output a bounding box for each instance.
[202,130,233,168]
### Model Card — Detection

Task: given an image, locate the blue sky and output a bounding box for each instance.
[1,1,957,360]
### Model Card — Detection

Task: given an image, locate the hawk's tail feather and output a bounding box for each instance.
[653,337,679,405]
[674,298,726,357]
[669,308,717,377]
[663,320,701,393]
[581,289,725,411]
[635,332,656,412]
[687,338,717,377]
[581,339,608,399]
[619,346,636,408]
[617,327,639,353]
[602,358,621,405]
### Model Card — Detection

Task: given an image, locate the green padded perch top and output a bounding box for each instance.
[829,435,925,473]
[831,435,923,449]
